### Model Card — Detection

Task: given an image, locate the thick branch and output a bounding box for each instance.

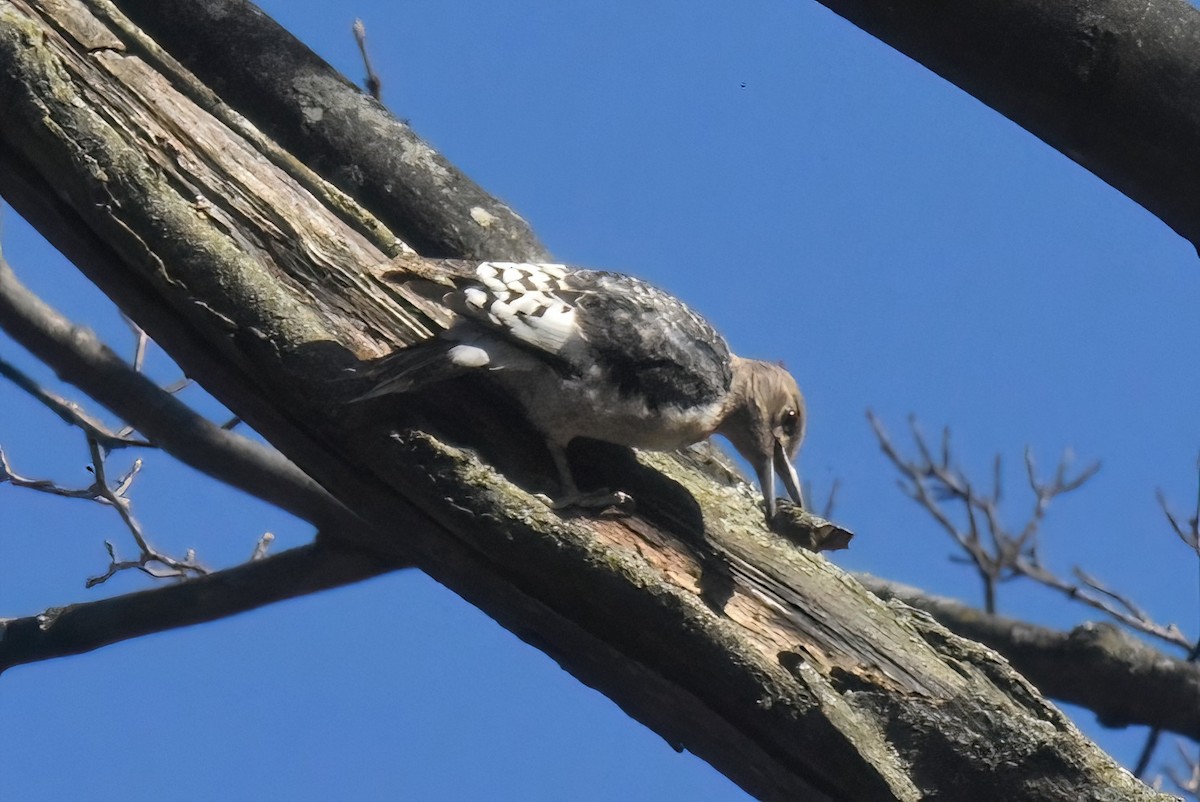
[0,1,1169,798]
[0,541,398,673]
[814,0,1200,251]
[859,575,1200,740]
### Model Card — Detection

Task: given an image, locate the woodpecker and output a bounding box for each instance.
[360,261,806,518]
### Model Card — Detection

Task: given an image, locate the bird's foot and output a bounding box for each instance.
[534,489,634,514]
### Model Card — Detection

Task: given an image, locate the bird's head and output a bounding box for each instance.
[718,357,806,518]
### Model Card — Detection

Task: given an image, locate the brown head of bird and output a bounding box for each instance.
[716,356,807,519]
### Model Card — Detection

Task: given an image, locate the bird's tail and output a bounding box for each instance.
[349,337,493,401]
[350,341,464,401]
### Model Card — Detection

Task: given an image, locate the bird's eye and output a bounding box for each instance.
[780,408,799,438]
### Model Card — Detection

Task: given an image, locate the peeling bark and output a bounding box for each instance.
[862,576,1200,740]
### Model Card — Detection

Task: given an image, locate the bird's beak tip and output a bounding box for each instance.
[772,438,805,510]
[756,457,777,520]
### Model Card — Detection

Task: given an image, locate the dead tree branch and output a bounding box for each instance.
[0,540,399,674]
[111,0,550,261]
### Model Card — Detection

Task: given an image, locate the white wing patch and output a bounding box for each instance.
[458,262,581,355]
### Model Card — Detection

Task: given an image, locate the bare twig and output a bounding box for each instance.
[799,477,841,521]
[0,438,206,585]
[250,532,275,561]
[821,478,840,521]
[121,312,148,373]
[81,436,207,586]
[871,411,1195,659]
[353,19,382,101]
[0,445,115,500]
[1013,562,1191,650]
[1138,460,1200,781]
[1158,456,1200,556]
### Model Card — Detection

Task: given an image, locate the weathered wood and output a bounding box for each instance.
[861,576,1200,740]
[0,0,1167,798]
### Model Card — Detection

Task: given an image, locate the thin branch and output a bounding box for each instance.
[82,436,206,586]
[873,412,1193,651]
[1,439,206,585]
[0,445,113,500]
[1138,461,1200,781]
[0,540,406,674]
[820,478,840,521]
[873,412,1196,657]
[1015,557,1192,651]
[1158,456,1200,555]
[0,357,152,448]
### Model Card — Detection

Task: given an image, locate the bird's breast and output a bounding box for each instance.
[493,367,725,451]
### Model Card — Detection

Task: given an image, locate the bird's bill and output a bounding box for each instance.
[773,438,805,510]
[756,458,778,518]
[756,440,804,518]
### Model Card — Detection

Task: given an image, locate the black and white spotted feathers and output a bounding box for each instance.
[452,262,734,408]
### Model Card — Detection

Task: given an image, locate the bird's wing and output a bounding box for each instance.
[447,262,583,357]
[448,262,733,409]
[570,270,733,409]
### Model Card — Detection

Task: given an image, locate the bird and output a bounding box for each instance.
[357,260,806,519]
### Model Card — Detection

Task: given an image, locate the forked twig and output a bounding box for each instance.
[82,437,207,586]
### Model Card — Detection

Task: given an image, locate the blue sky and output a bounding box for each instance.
[2,2,1197,799]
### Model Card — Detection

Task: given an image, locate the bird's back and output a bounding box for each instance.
[451,262,734,411]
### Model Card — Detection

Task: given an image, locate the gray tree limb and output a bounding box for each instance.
[0,541,397,672]
[812,0,1200,252]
